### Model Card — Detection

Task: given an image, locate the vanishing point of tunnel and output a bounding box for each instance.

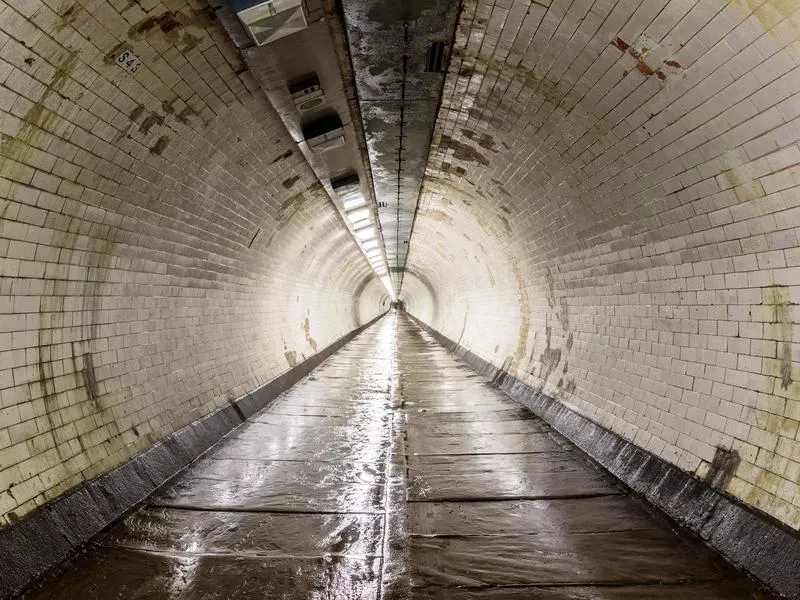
[0,0,799,598]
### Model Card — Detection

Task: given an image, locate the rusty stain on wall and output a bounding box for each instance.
[609,37,685,82]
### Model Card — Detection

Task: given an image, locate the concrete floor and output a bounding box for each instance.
[22,314,771,599]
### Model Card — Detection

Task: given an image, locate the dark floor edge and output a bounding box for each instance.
[407,313,800,600]
[0,312,387,600]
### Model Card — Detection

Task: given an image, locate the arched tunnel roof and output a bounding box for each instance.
[0,0,798,584]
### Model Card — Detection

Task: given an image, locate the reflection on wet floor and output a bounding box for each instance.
[21,314,772,599]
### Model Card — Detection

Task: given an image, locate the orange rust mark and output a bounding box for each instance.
[614,37,671,82]
[664,59,681,68]
[611,37,629,51]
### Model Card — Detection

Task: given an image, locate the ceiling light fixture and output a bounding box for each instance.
[356,227,376,241]
[343,195,366,210]
[347,207,370,222]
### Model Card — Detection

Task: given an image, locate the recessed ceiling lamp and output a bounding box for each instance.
[343,195,366,210]
[361,239,379,249]
[347,207,370,222]
[356,227,376,241]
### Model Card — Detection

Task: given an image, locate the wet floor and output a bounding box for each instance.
[21,314,772,599]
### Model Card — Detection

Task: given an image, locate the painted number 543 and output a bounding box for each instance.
[115,50,142,74]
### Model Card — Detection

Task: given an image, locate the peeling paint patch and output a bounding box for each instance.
[284,350,298,367]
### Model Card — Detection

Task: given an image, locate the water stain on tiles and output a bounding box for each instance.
[766,286,794,390]
[282,175,300,188]
[150,136,169,155]
[271,149,293,163]
[705,447,741,491]
[303,316,318,352]
[438,135,489,167]
[461,129,497,151]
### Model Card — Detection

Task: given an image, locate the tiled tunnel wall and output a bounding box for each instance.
[0,0,386,526]
[405,0,800,530]
[1,0,800,552]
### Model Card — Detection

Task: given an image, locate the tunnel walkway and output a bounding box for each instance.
[22,314,770,599]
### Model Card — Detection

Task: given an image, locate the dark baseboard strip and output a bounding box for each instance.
[409,314,800,600]
[0,313,385,600]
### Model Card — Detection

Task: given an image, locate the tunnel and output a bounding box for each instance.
[0,0,799,597]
